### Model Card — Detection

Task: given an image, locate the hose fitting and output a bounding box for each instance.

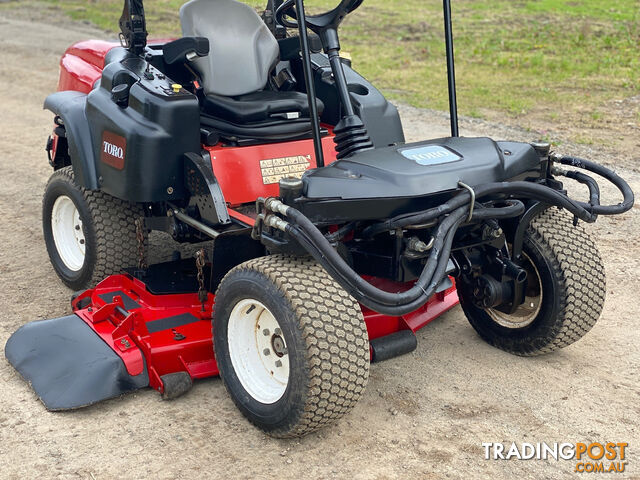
[265,197,291,216]
[264,214,289,232]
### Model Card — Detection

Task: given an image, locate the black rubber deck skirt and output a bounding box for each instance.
[5,315,148,410]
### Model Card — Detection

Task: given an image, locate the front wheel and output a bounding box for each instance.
[42,166,144,290]
[459,207,606,356]
[213,255,370,437]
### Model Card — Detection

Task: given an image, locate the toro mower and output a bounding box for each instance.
[5,0,634,437]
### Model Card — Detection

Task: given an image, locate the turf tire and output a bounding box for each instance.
[213,254,370,437]
[43,166,144,290]
[459,207,606,356]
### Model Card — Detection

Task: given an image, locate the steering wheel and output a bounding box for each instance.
[275,0,364,33]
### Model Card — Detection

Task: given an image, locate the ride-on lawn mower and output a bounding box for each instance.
[5,0,634,437]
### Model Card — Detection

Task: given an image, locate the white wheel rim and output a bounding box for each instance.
[227,299,290,404]
[51,195,85,271]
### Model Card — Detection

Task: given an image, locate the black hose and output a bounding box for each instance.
[363,198,526,238]
[363,180,595,239]
[284,201,525,315]
[324,222,357,243]
[558,155,634,215]
[365,163,634,238]
[286,206,465,307]
[287,213,462,315]
[275,155,633,315]
[564,170,600,215]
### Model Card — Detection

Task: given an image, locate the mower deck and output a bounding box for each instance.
[6,259,457,410]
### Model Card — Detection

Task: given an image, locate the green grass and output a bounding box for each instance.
[6,0,639,133]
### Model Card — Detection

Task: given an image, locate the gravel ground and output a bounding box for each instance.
[0,10,638,480]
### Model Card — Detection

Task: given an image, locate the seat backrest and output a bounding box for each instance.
[180,0,279,97]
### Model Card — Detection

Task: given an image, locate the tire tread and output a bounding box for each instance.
[217,254,370,437]
[46,166,144,288]
[525,207,606,354]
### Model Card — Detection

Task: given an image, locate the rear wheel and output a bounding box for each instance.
[213,255,370,437]
[43,166,144,290]
[459,207,606,356]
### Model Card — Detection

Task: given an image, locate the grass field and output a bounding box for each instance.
[3,0,639,147]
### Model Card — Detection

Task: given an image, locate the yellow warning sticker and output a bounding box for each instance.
[260,155,311,185]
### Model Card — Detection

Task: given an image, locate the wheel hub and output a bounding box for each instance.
[227,299,290,404]
[486,252,542,329]
[271,333,287,357]
[51,195,85,271]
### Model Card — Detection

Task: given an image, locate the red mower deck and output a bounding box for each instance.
[70,270,457,399]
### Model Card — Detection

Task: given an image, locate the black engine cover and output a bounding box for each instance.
[303,137,540,201]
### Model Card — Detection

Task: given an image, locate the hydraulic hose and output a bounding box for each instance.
[282,201,525,315]
[364,159,633,238]
[563,170,600,213]
[556,155,633,215]
[286,211,464,315]
[266,154,633,315]
[324,221,357,243]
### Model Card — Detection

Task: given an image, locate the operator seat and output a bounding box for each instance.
[180,0,324,140]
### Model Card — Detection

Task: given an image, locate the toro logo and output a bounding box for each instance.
[101,131,126,170]
[400,145,462,166]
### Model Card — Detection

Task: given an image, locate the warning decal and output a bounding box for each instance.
[260,155,312,185]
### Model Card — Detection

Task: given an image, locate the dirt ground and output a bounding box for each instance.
[0,10,639,480]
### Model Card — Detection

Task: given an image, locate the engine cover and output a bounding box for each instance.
[302,137,541,200]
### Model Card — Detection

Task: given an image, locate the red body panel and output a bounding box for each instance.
[57,40,118,93]
[205,130,338,206]
[360,275,459,339]
[56,39,173,93]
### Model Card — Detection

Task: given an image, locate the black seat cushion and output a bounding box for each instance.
[200,114,323,144]
[202,90,324,125]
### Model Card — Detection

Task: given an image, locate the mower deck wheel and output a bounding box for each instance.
[43,166,144,290]
[459,207,606,356]
[213,254,370,437]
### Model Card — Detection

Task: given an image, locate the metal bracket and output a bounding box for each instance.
[184,152,230,226]
[511,201,548,261]
[458,181,475,223]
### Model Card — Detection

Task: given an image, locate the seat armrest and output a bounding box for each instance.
[278,34,323,62]
[163,37,210,65]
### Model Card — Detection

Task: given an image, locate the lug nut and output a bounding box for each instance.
[263,348,270,356]
[275,360,282,368]
[263,329,270,336]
